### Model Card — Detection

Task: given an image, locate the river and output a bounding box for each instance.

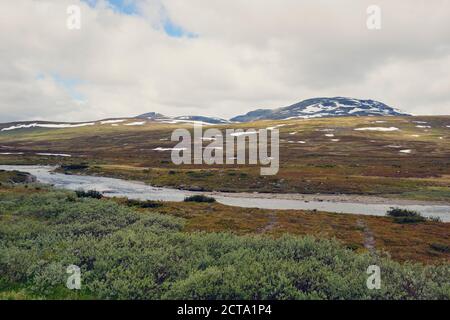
[1,165,449,222]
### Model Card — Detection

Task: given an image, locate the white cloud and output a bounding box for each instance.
[0,0,449,122]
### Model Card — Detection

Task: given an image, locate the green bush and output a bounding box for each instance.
[0,188,449,300]
[61,164,89,171]
[125,199,163,209]
[387,208,421,218]
[184,195,216,203]
[75,189,103,199]
[429,216,442,223]
[386,207,426,224]
[430,243,449,253]
[392,216,427,224]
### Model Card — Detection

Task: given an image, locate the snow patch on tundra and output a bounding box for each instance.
[1,122,95,131]
[354,127,399,132]
[100,119,126,124]
[386,145,402,148]
[266,124,286,130]
[36,153,71,157]
[0,152,24,155]
[230,132,258,137]
[153,147,187,151]
[125,121,146,126]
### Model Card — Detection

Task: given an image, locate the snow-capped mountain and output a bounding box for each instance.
[135,112,166,120]
[0,98,409,130]
[231,97,410,122]
[172,116,230,124]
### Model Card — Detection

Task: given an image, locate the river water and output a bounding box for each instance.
[1,165,449,222]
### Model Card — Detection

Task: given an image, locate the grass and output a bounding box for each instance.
[0,185,449,300]
[153,201,450,264]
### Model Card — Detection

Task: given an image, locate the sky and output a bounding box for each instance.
[0,0,449,122]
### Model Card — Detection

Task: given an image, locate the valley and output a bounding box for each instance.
[1,114,449,266]
[1,115,450,201]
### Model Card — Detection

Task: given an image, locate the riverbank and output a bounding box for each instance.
[205,190,450,206]
[2,165,450,222]
[56,164,450,206]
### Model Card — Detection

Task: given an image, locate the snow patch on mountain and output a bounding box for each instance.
[136,112,230,125]
[100,119,126,124]
[231,97,409,122]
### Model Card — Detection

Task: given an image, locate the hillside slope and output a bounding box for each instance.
[231,97,409,122]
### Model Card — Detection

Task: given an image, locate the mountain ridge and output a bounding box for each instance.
[0,97,411,126]
[230,97,410,122]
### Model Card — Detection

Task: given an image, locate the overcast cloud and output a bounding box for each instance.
[0,0,449,122]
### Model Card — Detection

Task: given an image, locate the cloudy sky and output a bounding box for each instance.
[1,0,449,122]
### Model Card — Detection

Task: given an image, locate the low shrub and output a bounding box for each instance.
[429,216,442,223]
[61,164,89,171]
[346,243,361,251]
[125,199,163,209]
[386,208,426,224]
[75,189,103,199]
[430,243,449,253]
[0,188,449,300]
[392,216,427,224]
[184,195,216,203]
[0,170,35,184]
[387,208,421,218]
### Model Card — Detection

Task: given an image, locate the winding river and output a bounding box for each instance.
[1,165,449,222]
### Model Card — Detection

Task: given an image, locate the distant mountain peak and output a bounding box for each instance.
[135,112,230,125]
[135,112,166,120]
[230,97,410,122]
[173,115,230,124]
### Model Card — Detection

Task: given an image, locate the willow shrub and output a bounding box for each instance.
[0,189,449,300]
